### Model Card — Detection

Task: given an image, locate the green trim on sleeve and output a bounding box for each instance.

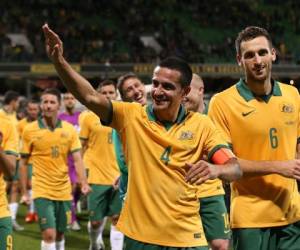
[79,137,88,140]
[70,148,81,153]
[4,150,18,157]
[207,144,231,162]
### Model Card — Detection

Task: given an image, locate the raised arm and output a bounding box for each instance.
[42,24,111,123]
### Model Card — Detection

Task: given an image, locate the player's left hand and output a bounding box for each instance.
[81,183,91,195]
[185,160,220,185]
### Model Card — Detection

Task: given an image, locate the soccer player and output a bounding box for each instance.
[80,80,123,250]
[43,24,242,249]
[0,117,18,250]
[19,88,90,250]
[17,99,40,223]
[113,73,147,202]
[208,26,300,250]
[183,74,230,250]
[0,90,24,231]
[58,92,81,231]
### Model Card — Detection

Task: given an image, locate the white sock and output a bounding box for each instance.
[88,221,101,246]
[56,239,65,250]
[99,216,107,234]
[41,241,56,250]
[9,202,18,220]
[110,225,124,250]
[29,190,35,213]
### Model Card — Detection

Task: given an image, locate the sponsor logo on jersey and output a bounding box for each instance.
[194,233,201,239]
[242,109,255,117]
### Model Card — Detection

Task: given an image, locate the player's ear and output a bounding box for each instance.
[271,47,276,62]
[237,54,242,67]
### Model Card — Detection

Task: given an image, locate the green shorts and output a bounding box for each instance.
[0,217,13,250]
[124,237,208,250]
[12,160,20,181]
[88,184,122,222]
[199,195,230,241]
[233,220,300,250]
[34,198,71,233]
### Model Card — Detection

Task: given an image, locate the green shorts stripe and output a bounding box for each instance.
[0,216,13,250]
[88,184,122,222]
[34,198,71,233]
[124,237,208,250]
[199,195,230,241]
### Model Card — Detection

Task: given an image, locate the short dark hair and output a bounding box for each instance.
[4,91,19,105]
[26,98,40,106]
[41,88,61,103]
[96,79,116,92]
[235,26,273,55]
[117,73,140,99]
[158,57,192,88]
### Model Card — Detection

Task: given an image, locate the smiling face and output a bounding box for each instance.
[41,94,60,119]
[122,77,147,105]
[237,36,276,84]
[151,66,190,121]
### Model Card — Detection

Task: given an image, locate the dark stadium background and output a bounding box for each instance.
[1,0,300,99]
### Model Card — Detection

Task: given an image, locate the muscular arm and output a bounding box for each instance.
[186,158,242,185]
[0,149,16,179]
[238,156,300,180]
[42,24,111,123]
[19,157,29,196]
[80,139,87,156]
[72,150,90,195]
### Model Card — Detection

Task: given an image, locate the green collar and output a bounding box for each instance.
[236,78,282,103]
[146,104,186,130]
[38,117,62,130]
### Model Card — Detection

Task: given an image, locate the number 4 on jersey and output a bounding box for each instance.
[160,146,172,165]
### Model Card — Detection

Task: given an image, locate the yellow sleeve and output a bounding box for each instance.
[110,101,137,132]
[70,127,82,153]
[20,127,31,156]
[208,94,232,145]
[201,116,232,162]
[2,122,18,156]
[79,114,90,140]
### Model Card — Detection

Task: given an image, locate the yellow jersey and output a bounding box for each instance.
[79,111,119,185]
[0,109,18,127]
[0,118,18,218]
[208,79,300,228]
[20,118,81,201]
[110,101,231,247]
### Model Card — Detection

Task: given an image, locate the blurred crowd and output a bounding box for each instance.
[1,0,300,63]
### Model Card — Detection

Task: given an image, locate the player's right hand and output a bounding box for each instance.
[42,24,64,64]
[280,159,300,180]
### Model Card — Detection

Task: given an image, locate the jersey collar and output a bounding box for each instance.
[38,117,62,130]
[146,104,186,130]
[236,78,282,103]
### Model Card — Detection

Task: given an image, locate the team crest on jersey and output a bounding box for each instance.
[61,132,69,138]
[280,103,294,113]
[178,131,194,140]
